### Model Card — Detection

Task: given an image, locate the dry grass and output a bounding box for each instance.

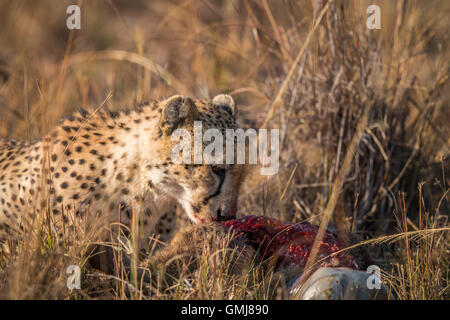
[0,0,449,299]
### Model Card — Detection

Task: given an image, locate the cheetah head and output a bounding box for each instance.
[155,94,247,224]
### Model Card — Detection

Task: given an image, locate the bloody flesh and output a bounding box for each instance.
[220,215,358,271]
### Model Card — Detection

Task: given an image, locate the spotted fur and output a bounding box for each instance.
[0,94,246,248]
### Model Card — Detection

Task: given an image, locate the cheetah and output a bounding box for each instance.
[154,204,192,243]
[0,94,246,252]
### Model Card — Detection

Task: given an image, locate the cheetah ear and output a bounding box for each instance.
[159,95,200,135]
[212,94,236,117]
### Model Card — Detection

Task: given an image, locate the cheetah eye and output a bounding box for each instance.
[211,165,226,178]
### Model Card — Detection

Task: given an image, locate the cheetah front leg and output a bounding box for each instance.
[86,201,187,277]
[153,204,192,245]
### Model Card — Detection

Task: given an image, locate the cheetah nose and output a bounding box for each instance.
[215,206,236,221]
[216,208,226,221]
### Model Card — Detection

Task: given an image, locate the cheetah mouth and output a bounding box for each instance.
[188,204,235,223]
[214,207,236,222]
